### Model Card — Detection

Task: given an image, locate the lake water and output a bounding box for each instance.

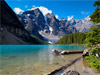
[0,45,98,75]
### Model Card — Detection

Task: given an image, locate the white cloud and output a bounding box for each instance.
[25,5,28,8]
[31,6,52,15]
[55,15,59,19]
[14,6,59,19]
[14,8,24,14]
[81,11,89,15]
[67,16,74,20]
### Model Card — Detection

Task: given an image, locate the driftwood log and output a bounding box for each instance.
[47,56,82,75]
[52,49,83,55]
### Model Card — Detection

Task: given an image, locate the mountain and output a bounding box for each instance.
[17,7,94,43]
[74,16,93,32]
[0,0,45,44]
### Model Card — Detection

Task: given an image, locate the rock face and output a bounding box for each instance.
[17,6,93,43]
[0,0,44,44]
[74,16,93,32]
[46,13,60,35]
[18,8,46,41]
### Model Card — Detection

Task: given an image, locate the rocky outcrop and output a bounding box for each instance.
[46,13,60,35]
[93,43,100,48]
[18,8,46,41]
[0,0,45,44]
[83,48,92,56]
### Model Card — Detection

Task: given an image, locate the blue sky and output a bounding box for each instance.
[5,0,96,20]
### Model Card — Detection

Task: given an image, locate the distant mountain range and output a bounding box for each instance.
[17,8,94,43]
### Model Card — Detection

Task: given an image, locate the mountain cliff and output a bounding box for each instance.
[0,0,45,44]
[17,8,93,43]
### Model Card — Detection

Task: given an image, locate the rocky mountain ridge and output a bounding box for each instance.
[0,0,45,44]
[17,8,94,43]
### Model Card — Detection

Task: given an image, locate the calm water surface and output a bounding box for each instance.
[0,45,98,75]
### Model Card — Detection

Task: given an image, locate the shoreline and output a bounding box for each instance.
[48,55,82,75]
[48,48,100,75]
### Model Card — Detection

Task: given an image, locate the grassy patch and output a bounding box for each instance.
[85,48,100,72]
[31,35,47,44]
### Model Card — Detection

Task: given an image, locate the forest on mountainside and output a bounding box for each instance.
[57,33,86,44]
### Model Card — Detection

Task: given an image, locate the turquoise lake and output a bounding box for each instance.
[0,45,86,55]
[0,45,97,75]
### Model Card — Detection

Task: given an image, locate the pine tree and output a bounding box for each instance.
[90,0,100,23]
[86,25,100,47]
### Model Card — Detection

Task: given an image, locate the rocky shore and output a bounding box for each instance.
[48,50,82,75]
[61,70,80,75]
[48,48,99,75]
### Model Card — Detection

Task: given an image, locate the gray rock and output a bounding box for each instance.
[61,70,80,75]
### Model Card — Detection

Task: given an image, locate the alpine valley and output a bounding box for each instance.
[17,7,94,43]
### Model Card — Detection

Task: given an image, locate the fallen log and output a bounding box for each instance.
[52,49,83,55]
[47,56,82,75]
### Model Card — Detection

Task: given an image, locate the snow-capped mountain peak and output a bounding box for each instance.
[17,7,93,43]
[83,16,91,21]
[68,16,74,21]
[31,7,38,10]
[14,8,24,14]
[60,17,66,21]
[30,6,52,16]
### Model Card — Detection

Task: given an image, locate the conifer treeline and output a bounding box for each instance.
[57,33,86,44]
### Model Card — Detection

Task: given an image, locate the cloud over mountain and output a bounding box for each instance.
[14,8,24,14]
[31,6,52,16]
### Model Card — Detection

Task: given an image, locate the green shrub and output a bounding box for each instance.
[90,48,100,55]
[85,48,100,72]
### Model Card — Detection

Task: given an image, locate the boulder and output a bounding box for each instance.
[96,54,100,58]
[97,43,100,48]
[83,48,91,56]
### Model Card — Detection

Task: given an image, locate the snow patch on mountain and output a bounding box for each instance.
[31,6,52,16]
[55,15,59,19]
[39,31,60,44]
[68,16,74,21]
[27,14,30,16]
[49,27,53,32]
